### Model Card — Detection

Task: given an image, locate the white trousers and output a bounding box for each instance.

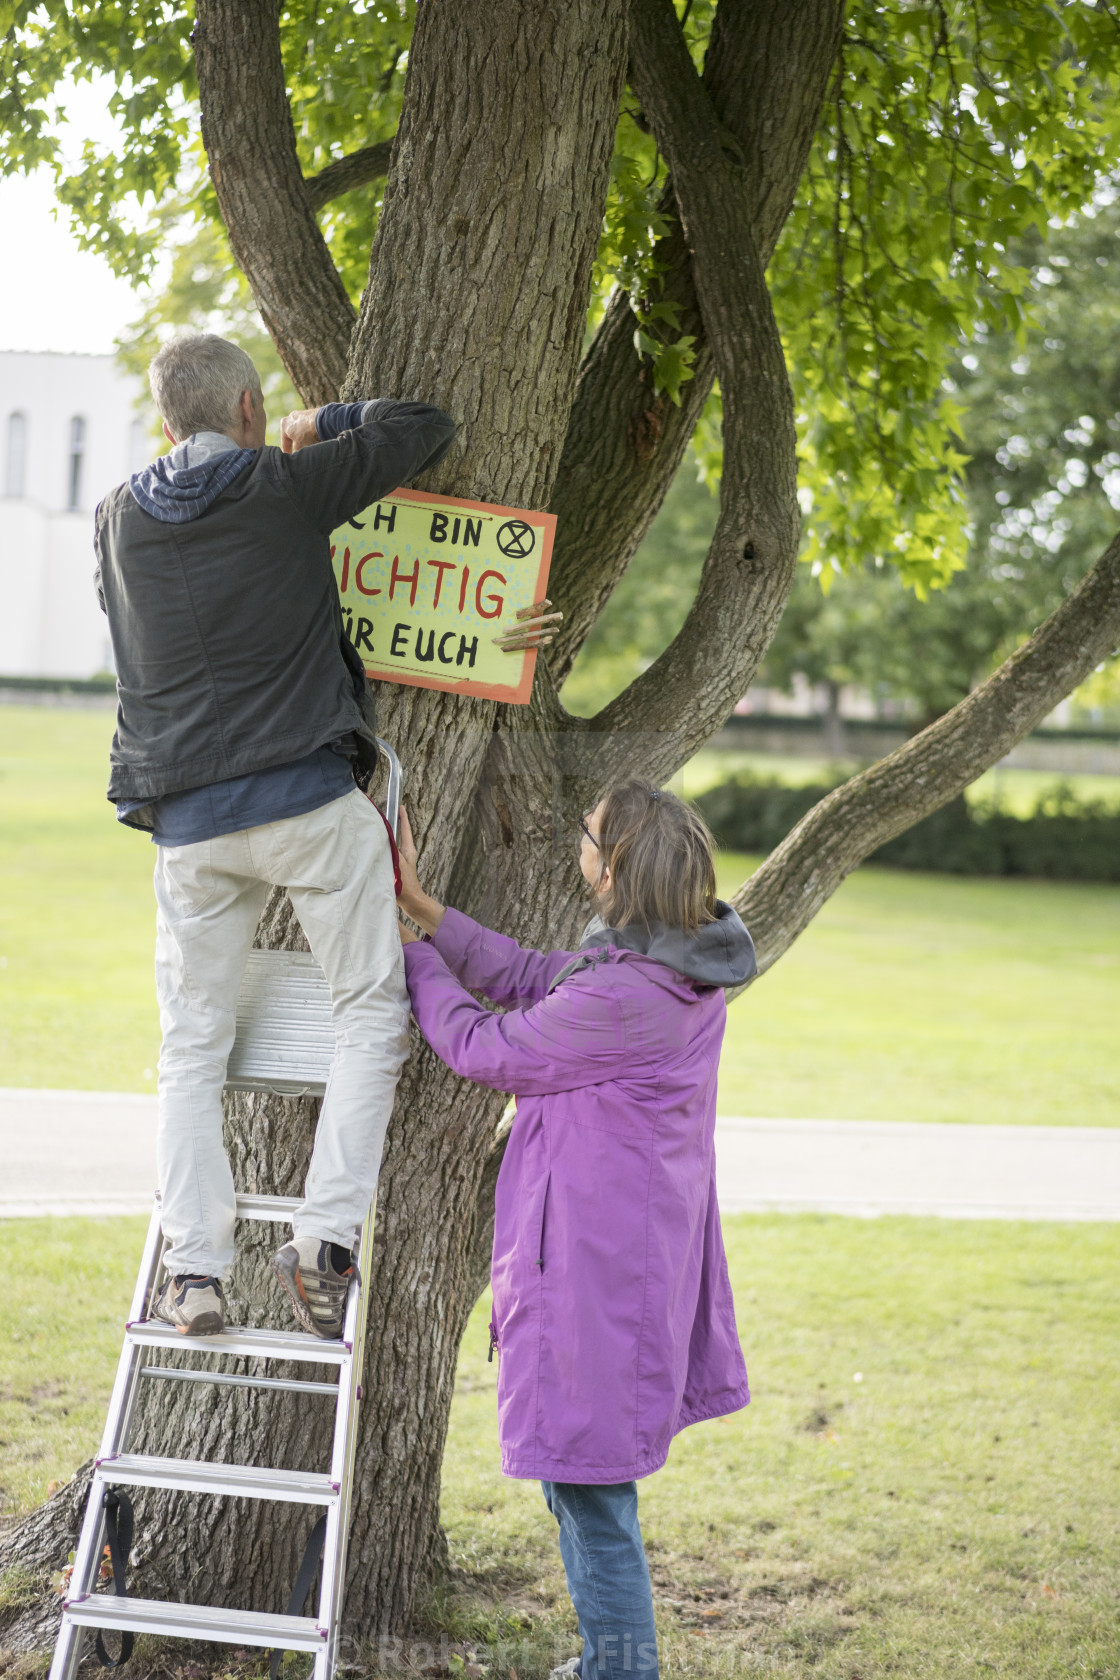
[153,789,410,1277]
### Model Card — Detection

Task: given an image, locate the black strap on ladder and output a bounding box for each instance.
[269,1515,327,1680]
[93,1487,135,1669]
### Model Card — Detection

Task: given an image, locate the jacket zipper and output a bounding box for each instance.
[487,1318,498,1363]
[535,1170,551,1272]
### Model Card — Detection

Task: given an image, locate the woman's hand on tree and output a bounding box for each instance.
[395,806,447,937]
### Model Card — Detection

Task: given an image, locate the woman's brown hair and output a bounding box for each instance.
[594,779,718,933]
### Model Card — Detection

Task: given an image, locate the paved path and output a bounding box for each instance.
[0,1089,158,1218]
[714,1117,1120,1221]
[2,1090,1119,1221]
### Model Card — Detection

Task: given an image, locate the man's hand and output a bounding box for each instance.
[280,409,321,454]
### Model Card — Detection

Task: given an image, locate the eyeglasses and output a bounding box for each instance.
[578,816,599,850]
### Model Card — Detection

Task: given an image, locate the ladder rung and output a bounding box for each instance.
[141,1366,337,1397]
[234,1193,302,1222]
[63,1593,325,1651]
[126,1323,350,1365]
[95,1454,337,1505]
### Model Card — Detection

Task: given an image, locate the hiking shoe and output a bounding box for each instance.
[150,1273,226,1335]
[270,1238,356,1340]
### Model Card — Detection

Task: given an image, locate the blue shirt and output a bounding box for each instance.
[119,743,356,847]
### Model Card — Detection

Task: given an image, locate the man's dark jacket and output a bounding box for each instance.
[95,400,455,811]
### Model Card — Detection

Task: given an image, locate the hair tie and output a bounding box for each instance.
[649,789,661,801]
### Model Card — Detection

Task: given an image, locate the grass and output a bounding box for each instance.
[4,1213,1120,1680]
[714,855,1120,1126]
[0,706,159,1092]
[0,1216,146,1517]
[1,705,1119,1125]
[436,1214,1120,1680]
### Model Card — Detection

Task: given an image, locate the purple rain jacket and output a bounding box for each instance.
[402,900,757,1484]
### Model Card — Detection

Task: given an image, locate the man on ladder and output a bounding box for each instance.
[95,333,455,1340]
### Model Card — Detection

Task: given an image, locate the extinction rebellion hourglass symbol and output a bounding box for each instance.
[496,519,537,559]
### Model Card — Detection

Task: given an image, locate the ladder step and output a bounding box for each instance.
[126,1322,350,1366]
[141,1365,337,1397]
[95,1453,338,1505]
[234,1193,302,1223]
[63,1593,325,1652]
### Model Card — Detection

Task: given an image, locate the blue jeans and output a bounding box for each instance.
[541,1482,659,1680]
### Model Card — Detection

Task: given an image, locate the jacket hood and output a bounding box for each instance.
[129,432,256,524]
[578,899,756,989]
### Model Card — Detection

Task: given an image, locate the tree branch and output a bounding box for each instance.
[193,0,356,404]
[304,139,394,213]
[735,532,1120,978]
[546,0,843,682]
[583,0,802,788]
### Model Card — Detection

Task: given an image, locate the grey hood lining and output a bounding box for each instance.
[547,900,756,993]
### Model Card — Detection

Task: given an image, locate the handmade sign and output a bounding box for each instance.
[330,488,556,704]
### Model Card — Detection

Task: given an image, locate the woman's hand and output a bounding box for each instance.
[395,806,447,938]
[492,598,562,653]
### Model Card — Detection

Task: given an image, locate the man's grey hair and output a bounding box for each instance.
[149,333,263,441]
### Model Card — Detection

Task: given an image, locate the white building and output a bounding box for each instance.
[0,351,154,678]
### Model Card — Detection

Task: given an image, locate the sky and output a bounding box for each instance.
[0,77,154,357]
[0,172,152,356]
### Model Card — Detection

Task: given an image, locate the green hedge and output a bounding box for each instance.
[695,776,1120,881]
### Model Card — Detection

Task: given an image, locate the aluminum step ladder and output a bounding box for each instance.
[50,740,402,1680]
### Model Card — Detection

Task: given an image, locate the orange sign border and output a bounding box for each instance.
[342,487,556,706]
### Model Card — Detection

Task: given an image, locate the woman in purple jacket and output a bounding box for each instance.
[396,780,756,1680]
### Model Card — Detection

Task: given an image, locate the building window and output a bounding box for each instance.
[5,412,26,497]
[129,415,153,473]
[67,415,86,510]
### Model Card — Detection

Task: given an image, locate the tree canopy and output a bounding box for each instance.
[8,2,1120,587]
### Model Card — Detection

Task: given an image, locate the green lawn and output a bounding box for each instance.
[4,1213,1119,1680]
[0,706,159,1092]
[1,704,1118,1125]
[716,857,1120,1127]
[439,1214,1120,1680]
[0,1217,146,1519]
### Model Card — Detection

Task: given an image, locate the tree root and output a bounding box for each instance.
[0,1463,92,1656]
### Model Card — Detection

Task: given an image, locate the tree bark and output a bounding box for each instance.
[305,139,394,212]
[584,0,802,786]
[193,0,357,404]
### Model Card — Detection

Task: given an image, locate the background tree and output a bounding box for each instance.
[760,195,1120,728]
[4,0,1120,1659]
[566,193,1120,731]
